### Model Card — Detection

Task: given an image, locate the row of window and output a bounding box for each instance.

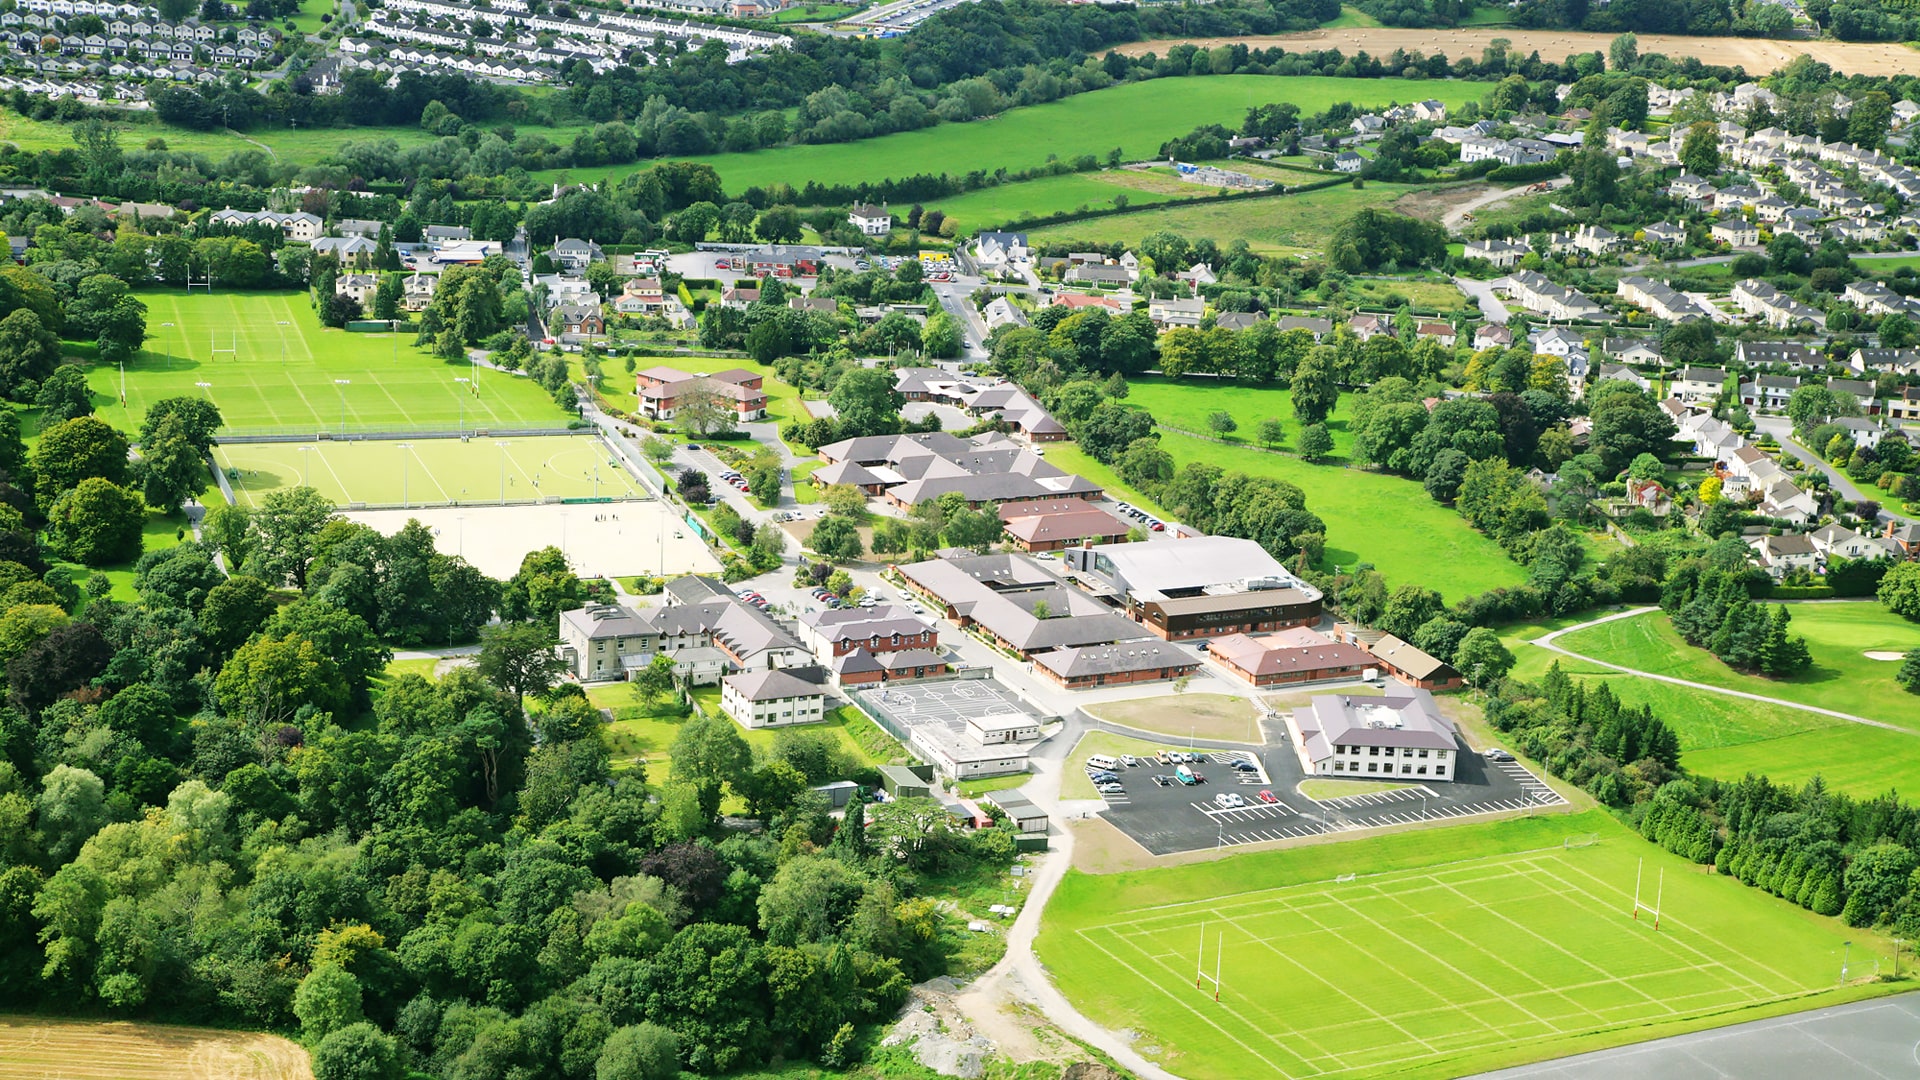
[1337,744,1444,758]
[1332,762,1442,776]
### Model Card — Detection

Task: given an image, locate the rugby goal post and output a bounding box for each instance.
[210,331,237,362]
[1336,873,1357,883]
[1563,833,1600,849]
[1195,921,1223,1002]
[1630,857,1664,930]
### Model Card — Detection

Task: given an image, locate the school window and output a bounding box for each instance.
[1417,766,1428,775]
[1419,749,1429,758]
[1366,763,1378,773]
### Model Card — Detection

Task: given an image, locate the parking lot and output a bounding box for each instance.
[1093,737,1567,856]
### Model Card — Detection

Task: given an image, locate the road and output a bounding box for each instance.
[1472,992,1920,1079]
[1454,275,1512,324]
[1530,606,1906,732]
[1753,416,1915,528]
[1442,177,1568,232]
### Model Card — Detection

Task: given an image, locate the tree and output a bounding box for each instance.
[1297,423,1334,463]
[140,397,223,453]
[1291,350,1337,425]
[1378,585,1445,641]
[294,965,364,1043]
[1680,121,1721,177]
[1879,563,1920,621]
[1207,410,1237,437]
[827,368,903,439]
[0,308,60,401]
[642,435,675,465]
[1608,31,1638,70]
[809,515,863,562]
[1453,627,1515,686]
[668,713,750,818]
[33,366,93,423]
[32,416,130,501]
[1424,448,1470,502]
[250,486,335,588]
[47,478,144,566]
[199,575,275,660]
[476,621,567,709]
[1567,145,1619,207]
[1898,648,1920,693]
[1786,384,1857,438]
[597,1023,680,1080]
[756,205,802,245]
[137,414,205,513]
[312,1023,402,1080]
[632,653,677,710]
[1257,417,1285,449]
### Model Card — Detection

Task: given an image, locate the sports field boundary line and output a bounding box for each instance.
[1074,926,1308,1079]
[1100,838,1611,919]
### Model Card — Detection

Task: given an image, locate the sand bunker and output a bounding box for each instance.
[1864,651,1906,661]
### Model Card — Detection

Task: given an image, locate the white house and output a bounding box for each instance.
[721,669,825,729]
[848,203,892,236]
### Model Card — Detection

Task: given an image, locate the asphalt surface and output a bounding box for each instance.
[1473,992,1920,1079]
[1094,721,1565,855]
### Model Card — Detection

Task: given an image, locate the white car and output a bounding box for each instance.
[1215,792,1245,809]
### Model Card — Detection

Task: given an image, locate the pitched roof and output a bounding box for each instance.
[723,668,824,702]
[1368,634,1455,681]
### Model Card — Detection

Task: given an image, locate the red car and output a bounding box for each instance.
[1257,790,1279,804]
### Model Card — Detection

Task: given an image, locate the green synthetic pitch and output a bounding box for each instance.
[1041,813,1889,1080]
[215,435,644,509]
[90,292,568,437]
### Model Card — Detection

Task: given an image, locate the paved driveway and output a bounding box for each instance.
[1094,732,1564,855]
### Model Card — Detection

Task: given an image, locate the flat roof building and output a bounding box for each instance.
[1060,536,1324,641]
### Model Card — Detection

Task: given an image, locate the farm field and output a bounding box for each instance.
[918,171,1201,233]
[214,434,642,508]
[1039,810,1897,1080]
[534,76,1485,193]
[1109,28,1920,77]
[90,292,565,436]
[1028,182,1422,255]
[1553,604,1920,730]
[0,1015,312,1080]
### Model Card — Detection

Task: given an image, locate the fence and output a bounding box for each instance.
[216,423,582,444]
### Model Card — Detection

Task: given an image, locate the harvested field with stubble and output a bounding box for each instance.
[1109,29,1920,76]
[0,1016,312,1080]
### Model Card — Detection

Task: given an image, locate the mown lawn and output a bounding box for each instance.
[1554,603,1920,730]
[1498,611,1920,799]
[1039,808,1900,1080]
[536,76,1485,193]
[1123,377,1356,458]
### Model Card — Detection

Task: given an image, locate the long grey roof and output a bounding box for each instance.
[724,668,824,702]
[1294,687,1456,760]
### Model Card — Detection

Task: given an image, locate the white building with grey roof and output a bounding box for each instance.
[1288,686,1458,781]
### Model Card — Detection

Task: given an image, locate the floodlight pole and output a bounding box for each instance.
[397,443,413,508]
[298,445,311,487]
[1842,941,1852,985]
[196,380,212,402]
[455,376,470,430]
[118,358,126,408]
[334,378,351,434]
[161,321,174,369]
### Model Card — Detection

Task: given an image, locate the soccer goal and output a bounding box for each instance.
[1630,857,1665,930]
[1563,833,1601,849]
[1335,873,1358,883]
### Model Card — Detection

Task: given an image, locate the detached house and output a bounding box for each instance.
[848,203,891,236]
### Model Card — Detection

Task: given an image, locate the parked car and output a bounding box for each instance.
[1152,775,1173,787]
[1215,792,1244,809]
[1486,748,1515,762]
[1231,759,1258,772]
[1257,789,1279,804]
[1120,755,1138,768]
[1096,782,1124,795]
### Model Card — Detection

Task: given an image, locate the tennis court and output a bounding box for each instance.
[215,435,646,509]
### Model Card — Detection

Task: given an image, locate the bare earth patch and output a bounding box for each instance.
[1108,29,1920,76]
[1393,182,1491,222]
[0,1016,312,1080]
[1084,692,1263,743]
[1865,651,1906,661]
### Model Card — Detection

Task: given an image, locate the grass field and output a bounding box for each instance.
[1321,4,1383,27]
[1498,612,1920,799]
[1085,693,1264,743]
[533,76,1484,193]
[214,434,641,508]
[1039,810,1897,1080]
[1554,604,1920,730]
[0,1015,312,1080]
[919,172,1201,233]
[0,111,596,169]
[594,685,900,781]
[1028,182,1416,255]
[1123,378,1357,458]
[91,292,565,437]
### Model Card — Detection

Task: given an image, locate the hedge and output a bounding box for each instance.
[1759,585,1836,599]
[1486,161,1565,184]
